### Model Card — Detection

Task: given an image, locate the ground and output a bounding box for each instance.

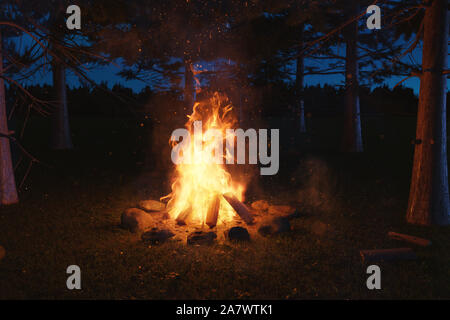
[0,115,449,299]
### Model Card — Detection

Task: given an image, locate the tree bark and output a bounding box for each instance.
[51,62,73,149]
[406,0,450,226]
[295,24,306,133]
[342,1,363,152]
[0,31,19,205]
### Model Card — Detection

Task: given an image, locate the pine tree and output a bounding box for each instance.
[404,0,450,225]
[0,28,19,205]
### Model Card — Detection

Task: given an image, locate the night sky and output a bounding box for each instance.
[11,33,445,96]
[20,55,424,94]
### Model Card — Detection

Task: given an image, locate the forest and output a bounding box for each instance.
[0,0,449,300]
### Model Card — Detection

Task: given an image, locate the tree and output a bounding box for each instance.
[406,0,450,225]
[16,0,113,149]
[0,30,19,205]
[1,0,91,203]
[17,0,76,149]
[342,0,363,152]
[289,1,405,152]
[288,1,332,133]
[48,2,73,149]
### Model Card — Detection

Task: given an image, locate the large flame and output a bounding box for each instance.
[164,92,245,226]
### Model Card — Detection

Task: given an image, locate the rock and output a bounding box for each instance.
[268,205,296,215]
[121,208,155,233]
[251,200,269,211]
[0,245,5,261]
[138,200,166,212]
[258,217,291,236]
[226,227,250,242]
[187,231,217,245]
[142,228,174,244]
[310,221,328,236]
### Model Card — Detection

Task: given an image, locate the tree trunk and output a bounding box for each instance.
[406,0,449,226]
[51,62,73,149]
[296,24,306,133]
[184,56,194,109]
[342,2,363,153]
[0,32,19,205]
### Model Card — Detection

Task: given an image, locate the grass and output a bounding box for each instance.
[0,114,449,299]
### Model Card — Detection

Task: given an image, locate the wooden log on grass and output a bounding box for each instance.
[222,193,254,225]
[388,232,431,247]
[360,248,417,264]
[206,194,221,228]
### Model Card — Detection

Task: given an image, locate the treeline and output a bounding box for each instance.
[6,83,152,118]
[259,83,423,118]
[8,83,423,118]
[8,82,443,119]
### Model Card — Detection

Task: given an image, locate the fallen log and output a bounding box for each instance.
[360,248,417,264]
[222,193,254,225]
[206,195,221,228]
[176,206,192,225]
[388,232,431,247]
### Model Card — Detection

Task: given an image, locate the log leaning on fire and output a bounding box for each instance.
[359,248,417,264]
[387,232,431,247]
[206,195,221,228]
[176,206,192,225]
[222,193,254,225]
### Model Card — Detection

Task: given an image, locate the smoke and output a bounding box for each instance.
[294,156,340,213]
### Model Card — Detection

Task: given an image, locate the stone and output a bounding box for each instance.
[121,208,154,233]
[138,200,166,212]
[251,200,269,211]
[0,245,5,261]
[187,231,217,245]
[258,217,291,237]
[310,221,328,236]
[142,228,174,244]
[227,227,250,242]
[268,205,296,215]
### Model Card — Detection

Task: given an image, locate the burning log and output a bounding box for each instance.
[206,194,221,228]
[222,193,254,225]
[176,206,192,226]
[388,232,431,247]
[360,248,417,264]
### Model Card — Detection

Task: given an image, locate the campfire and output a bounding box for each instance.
[121,92,295,244]
[162,92,253,228]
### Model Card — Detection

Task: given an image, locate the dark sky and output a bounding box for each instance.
[11,34,441,96]
[21,55,424,95]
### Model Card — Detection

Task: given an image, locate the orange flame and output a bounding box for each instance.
[163,92,245,226]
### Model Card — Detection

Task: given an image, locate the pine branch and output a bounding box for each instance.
[0,74,52,115]
[393,71,421,89]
